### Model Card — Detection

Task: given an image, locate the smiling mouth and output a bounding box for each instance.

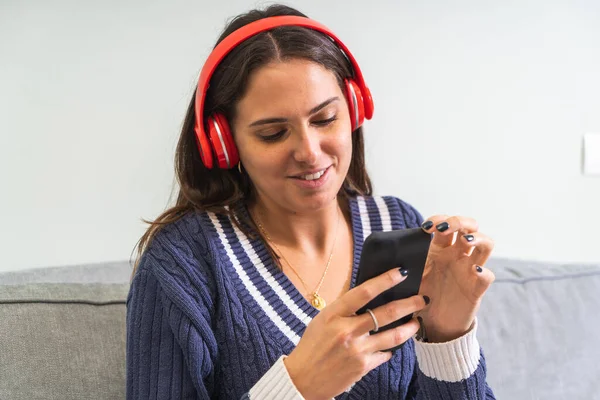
[291,166,330,181]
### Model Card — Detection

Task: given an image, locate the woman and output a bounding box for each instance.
[126,4,496,399]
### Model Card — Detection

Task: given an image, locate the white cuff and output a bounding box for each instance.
[414,318,481,382]
[249,355,305,400]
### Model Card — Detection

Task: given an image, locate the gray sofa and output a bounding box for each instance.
[1,258,599,400]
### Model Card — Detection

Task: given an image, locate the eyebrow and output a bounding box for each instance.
[248,96,340,128]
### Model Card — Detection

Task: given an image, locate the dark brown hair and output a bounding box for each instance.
[132,4,373,276]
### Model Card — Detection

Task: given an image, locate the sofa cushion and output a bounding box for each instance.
[0,260,132,285]
[0,262,130,400]
[1,258,599,399]
[478,258,600,399]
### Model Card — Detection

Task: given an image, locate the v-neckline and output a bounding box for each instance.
[240,197,364,318]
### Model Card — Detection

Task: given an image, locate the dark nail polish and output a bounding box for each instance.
[476,265,483,273]
[436,222,449,232]
[421,220,434,230]
[417,316,423,324]
[399,268,409,277]
[464,234,475,242]
[423,295,430,305]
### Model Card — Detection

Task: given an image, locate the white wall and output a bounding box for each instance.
[1,0,598,273]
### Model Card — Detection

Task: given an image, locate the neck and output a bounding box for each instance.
[249,195,344,258]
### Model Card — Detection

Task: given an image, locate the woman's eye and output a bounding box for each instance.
[261,130,286,142]
[313,116,337,126]
[259,116,337,142]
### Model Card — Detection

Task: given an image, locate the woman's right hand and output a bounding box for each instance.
[284,268,428,400]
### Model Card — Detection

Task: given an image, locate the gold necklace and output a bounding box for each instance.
[255,208,340,311]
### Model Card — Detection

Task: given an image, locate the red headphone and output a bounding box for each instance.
[194,15,374,169]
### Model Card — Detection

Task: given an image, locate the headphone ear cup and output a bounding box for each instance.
[344,79,366,131]
[195,121,215,169]
[207,113,239,169]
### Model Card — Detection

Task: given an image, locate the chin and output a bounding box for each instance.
[290,189,341,212]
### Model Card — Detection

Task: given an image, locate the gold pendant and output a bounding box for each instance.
[311,293,326,310]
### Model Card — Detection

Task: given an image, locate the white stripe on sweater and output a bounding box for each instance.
[357,196,371,242]
[208,213,303,345]
[374,196,393,232]
[231,221,313,327]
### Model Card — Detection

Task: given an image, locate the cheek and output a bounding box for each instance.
[237,140,283,182]
[341,137,353,170]
[331,123,354,161]
[251,151,280,172]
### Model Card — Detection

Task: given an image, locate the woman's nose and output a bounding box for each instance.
[292,128,320,165]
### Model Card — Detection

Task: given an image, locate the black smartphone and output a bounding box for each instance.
[355,228,431,347]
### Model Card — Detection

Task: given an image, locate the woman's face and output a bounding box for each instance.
[232,59,353,214]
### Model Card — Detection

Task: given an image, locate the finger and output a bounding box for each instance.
[420,215,448,233]
[330,268,408,316]
[428,216,479,248]
[365,350,394,375]
[421,214,450,247]
[462,232,495,266]
[365,318,420,353]
[472,264,496,297]
[355,295,427,335]
[458,232,493,258]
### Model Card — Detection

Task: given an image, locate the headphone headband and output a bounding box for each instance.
[193,15,373,145]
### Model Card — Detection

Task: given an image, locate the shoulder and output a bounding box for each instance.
[139,211,215,273]
[128,211,223,350]
[133,210,222,310]
[351,194,424,230]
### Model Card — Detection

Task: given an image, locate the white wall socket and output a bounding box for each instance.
[584,133,600,176]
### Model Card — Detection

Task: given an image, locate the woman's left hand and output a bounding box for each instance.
[417,215,495,343]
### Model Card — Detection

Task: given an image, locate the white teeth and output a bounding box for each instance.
[301,169,326,181]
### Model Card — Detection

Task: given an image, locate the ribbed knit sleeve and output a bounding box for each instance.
[127,268,206,399]
[408,321,496,399]
[247,356,305,399]
[126,227,219,399]
[407,345,496,399]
